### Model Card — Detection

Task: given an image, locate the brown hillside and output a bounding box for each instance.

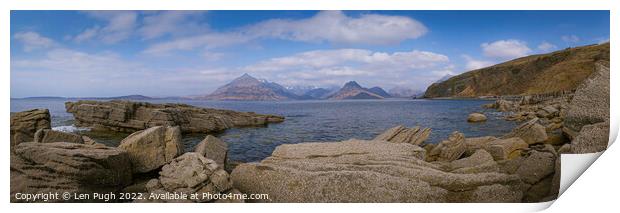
[424,43,610,98]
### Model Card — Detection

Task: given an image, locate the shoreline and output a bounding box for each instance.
[11,98,517,163]
[9,60,609,202]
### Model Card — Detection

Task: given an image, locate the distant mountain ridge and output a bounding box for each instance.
[299,88,335,100]
[424,42,610,98]
[203,74,299,101]
[203,74,395,101]
[327,81,387,100]
[368,87,392,98]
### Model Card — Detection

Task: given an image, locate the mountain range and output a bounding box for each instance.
[202,74,404,101]
[203,74,299,101]
[326,81,384,100]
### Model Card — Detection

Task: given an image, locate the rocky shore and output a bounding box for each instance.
[483,61,609,154]
[231,127,559,202]
[10,101,283,202]
[9,61,609,203]
[229,61,609,202]
[65,100,284,133]
[10,123,240,203]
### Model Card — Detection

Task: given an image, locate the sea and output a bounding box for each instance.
[10,98,517,163]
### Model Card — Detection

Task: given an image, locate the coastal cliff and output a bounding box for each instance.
[424,43,609,98]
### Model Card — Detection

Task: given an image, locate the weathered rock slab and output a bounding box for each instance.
[11,142,132,202]
[484,137,528,161]
[65,100,285,133]
[375,125,431,146]
[118,126,184,173]
[142,152,236,203]
[464,136,498,156]
[450,149,495,171]
[194,135,228,168]
[570,121,609,153]
[503,118,548,145]
[232,139,524,202]
[428,132,467,162]
[563,62,610,139]
[10,109,51,147]
[515,151,555,184]
[34,129,84,144]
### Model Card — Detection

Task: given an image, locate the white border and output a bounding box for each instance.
[1,0,617,212]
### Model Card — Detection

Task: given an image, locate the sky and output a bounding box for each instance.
[10,10,609,98]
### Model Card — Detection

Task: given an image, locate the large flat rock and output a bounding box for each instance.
[65,100,284,133]
[11,142,132,202]
[231,139,524,202]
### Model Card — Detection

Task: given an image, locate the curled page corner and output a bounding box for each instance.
[559,152,604,197]
[550,128,618,208]
[532,152,605,211]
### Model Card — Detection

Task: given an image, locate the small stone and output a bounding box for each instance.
[467,113,487,122]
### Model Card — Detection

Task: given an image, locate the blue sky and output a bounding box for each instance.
[10,10,609,98]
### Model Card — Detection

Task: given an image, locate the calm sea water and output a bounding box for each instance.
[10,98,516,163]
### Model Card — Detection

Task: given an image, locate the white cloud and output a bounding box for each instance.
[561,35,580,43]
[537,41,557,52]
[481,39,531,59]
[10,47,245,97]
[11,46,452,96]
[13,31,55,51]
[596,37,609,44]
[73,11,138,43]
[202,51,226,61]
[142,32,249,55]
[12,48,142,75]
[73,27,99,43]
[462,55,494,70]
[240,48,451,89]
[10,47,218,97]
[245,11,428,45]
[245,49,449,72]
[139,11,207,40]
[143,11,428,54]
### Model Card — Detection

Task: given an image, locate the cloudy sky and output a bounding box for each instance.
[11,11,609,98]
